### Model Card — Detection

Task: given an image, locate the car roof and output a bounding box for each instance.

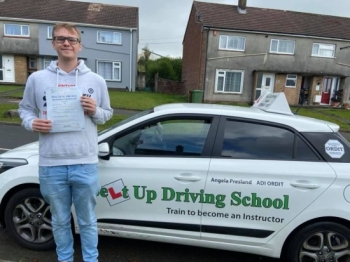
[153,103,339,133]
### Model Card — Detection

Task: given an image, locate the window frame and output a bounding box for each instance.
[28,58,37,69]
[47,26,53,39]
[107,114,220,158]
[285,74,298,88]
[97,31,122,45]
[212,117,322,161]
[4,24,30,37]
[43,57,56,69]
[312,43,336,58]
[215,69,244,94]
[97,60,122,81]
[219,35,246,51]
[270,39,295,54]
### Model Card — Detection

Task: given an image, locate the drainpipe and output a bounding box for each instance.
[202,28,209,102]
[129,28,133,91]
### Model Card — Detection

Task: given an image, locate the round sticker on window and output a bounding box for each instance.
[325,139,344,158]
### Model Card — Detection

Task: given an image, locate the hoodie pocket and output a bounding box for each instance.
[39,131,95,158]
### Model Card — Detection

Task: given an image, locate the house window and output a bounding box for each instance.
[29,58,36,69]
[43,57,56,69]
[97,61,121,81]
[270,39,295,54]
[286,74,297,87]
[215,69,244,93]
[47,26,53,39]
[97,31,121,44]
[219,35,246,51]
[4,24,29,37]
[312,43,335,58]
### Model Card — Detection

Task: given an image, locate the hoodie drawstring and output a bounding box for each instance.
[56,68,59,88]
[75,69,79,88]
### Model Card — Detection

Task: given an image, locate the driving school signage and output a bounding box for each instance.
[98,183,289,210]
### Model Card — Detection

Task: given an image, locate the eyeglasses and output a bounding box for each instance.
[53,36,80,45]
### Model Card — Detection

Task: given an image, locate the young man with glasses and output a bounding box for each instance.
[19,23,113,262]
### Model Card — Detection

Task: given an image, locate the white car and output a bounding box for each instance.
[1,93,349,262]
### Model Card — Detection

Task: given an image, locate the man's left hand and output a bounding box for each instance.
[81,96,96,116]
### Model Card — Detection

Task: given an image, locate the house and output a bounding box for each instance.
[0,0,138,91]
[182,0,350,106]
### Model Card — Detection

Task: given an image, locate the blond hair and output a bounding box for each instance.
[52,23,81,40]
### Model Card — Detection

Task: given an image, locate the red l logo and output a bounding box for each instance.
[108,187,122,200]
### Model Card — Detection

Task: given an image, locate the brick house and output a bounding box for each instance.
[0,0,138,90]
[182,0,350,105]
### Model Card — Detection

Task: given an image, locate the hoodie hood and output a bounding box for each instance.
[47,59,91,75]
[47,59,91,88]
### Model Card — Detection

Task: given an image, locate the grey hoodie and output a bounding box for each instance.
[19,60,113,166]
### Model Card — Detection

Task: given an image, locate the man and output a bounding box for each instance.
[19,23,113,262]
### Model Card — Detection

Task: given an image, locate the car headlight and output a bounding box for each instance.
[0,158,28,174]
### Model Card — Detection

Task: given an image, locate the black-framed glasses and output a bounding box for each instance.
[53,36,80,45]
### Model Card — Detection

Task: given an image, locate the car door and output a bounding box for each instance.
[201,117,336,245]
[96,114,219,239]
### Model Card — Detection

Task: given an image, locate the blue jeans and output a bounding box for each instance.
[39,164,99,262]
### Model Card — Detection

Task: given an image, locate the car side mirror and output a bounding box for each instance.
[98,142,110,157]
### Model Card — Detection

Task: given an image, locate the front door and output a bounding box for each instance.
[0,55,15,82]
[321,77,339,105]
[321,77,332,104]
[255,73,275,100]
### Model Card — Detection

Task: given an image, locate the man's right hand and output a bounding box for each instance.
[32,119,52,133]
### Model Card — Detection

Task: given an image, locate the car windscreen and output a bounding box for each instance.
[98,109,154,136]
[302,132,350,163]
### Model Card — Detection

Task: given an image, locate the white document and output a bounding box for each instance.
[46,87,85,133]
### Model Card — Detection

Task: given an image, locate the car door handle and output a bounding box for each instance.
[290,181,320,189]
[174,175,202,182]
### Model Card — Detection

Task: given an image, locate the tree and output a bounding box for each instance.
[137,46,183,87]
[145,57,182,82]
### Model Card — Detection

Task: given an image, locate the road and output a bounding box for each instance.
[0,124,279,262]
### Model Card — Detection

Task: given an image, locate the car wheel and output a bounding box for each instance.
[286,222,350,262]
[4,188,55,250]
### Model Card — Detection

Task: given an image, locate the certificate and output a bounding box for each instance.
[46,87,85,133]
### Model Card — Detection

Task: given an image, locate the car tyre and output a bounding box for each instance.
[4,188,55,250]
[285,221,350,262]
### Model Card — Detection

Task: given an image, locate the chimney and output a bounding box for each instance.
[237,0,247,14]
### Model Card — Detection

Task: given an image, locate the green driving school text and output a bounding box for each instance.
[98,186,290,210]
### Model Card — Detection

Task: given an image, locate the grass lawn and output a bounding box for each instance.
[5,91,24,98]
[0,86,189,110]
[319,108,350,120]
[0,85,24,94]
[0,86,349,133]
[108,90,188,110]
[291,107,350,132]
[0,104,22,124]
[0,103,127,131]
[98,115,128,131]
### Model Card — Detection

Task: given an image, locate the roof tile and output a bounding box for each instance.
[194,1,350,40]
[0,0,138,28]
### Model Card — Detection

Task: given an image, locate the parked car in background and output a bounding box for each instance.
[0,93,350,262]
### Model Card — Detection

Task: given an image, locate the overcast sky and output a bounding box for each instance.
[73,0,350,58]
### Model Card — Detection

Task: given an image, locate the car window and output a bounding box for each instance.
[302,132,350,163]
[221,120,294,160]
[112,118,211,156]
[295,136,320,161]
[98,109,153,136]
